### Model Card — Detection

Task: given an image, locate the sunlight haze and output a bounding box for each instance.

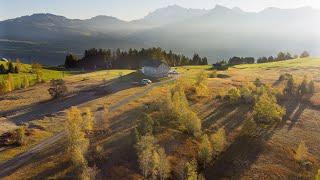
[0,0,320,21]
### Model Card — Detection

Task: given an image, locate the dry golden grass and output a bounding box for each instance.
[2,58,320,179]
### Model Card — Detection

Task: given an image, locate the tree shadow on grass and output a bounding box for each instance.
[0,138,67,178]
[202,102,250,133]
[205,124,278,179]
[1,73,140,125]
[281,97,309,131]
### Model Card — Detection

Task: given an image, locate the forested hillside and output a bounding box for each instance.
[65,47,208,69]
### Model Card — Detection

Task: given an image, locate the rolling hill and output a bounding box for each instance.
[0,5,319,65]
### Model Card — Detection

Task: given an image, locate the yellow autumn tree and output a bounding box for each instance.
[294,141,308,162]
[22,75,29,88]
[83,108,94,131]
[198,134,213,168]
[195,71,209,97]
[103,105,110,130]
[210,128,227,154]
[253,93,285,123]
[157,148,170,180]
[169,82,202,137]
[65,106,89,172]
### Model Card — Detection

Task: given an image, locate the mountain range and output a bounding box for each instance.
[0,5,319,65]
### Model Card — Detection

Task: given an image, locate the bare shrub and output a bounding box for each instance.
[48,79,68,98]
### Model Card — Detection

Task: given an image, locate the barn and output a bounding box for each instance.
[140,59,170,78]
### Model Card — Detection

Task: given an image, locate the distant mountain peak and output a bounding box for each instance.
[89,15,123,22]
[232,7,244,13]
[213,4,230,10]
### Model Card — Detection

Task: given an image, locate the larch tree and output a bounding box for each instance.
[157,148,170,180]
[22,75,29,88]
[185,160,198,180]
[135,135,157,178]
[195,71,209,97]
[294,141,308,162]
[253,93,285,123]
[103,105,110,130]
[316,169,320,180]
[83,108,94,131]
[211,128,227,154]
[65,106,89,172]
[7,73,14,92]
[198,134,213,168]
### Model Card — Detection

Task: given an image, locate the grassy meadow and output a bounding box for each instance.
[1,57,320,179]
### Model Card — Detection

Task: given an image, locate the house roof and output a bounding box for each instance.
[141,59,168,68]
[0,58,8,62]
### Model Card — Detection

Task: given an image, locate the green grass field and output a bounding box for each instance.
[233,57,320,69]
[0,62,72,89]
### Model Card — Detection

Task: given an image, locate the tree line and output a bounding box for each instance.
[213,50,311,69]
[0,61,21,74]
[65,47,208,70]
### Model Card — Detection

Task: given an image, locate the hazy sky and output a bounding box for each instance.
[1,0,320,21]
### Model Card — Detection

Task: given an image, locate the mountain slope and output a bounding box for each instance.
[0,5,320,65]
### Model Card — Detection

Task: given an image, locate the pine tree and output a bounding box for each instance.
[300,51,310,58]
[0,64,6,74]
[7,62,15,73]
[308,80,315,94]
[284,77,295,96]
[298,77,308,96]
[198,134,213,168]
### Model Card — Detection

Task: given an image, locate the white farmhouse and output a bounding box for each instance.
[140,59,170,78]
[0,58,9,62]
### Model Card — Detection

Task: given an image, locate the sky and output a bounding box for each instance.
[1,0,320,21]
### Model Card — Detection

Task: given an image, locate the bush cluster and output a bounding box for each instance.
[253,93,285,124]
[48,79,68,98]
[135,135,170,179]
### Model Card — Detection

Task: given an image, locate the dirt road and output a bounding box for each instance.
[0,77,176,177]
